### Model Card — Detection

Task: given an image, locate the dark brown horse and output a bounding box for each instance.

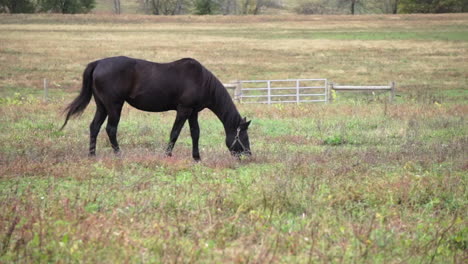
[61,56,251,161]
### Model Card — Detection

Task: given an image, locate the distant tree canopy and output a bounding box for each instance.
[293,0,467,15]
[140,0,186,15]
[0,0,95,13]
[294,0,383,14]
[1,0,467,14]
[0,0,36,13]
[39,0,96,13]
[399,0,468,13]
[194,0,216,14]
[137,0,280,15]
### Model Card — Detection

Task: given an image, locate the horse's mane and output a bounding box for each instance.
[202,66,242,129]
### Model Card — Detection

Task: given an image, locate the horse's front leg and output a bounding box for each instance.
[188,111,200,161]
[166,106,192,157]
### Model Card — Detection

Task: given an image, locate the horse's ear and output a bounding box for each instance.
[239,119,251,130]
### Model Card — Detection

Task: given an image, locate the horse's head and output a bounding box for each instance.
[226,117,251,157]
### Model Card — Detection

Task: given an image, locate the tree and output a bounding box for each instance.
[142,0,186,15]
[0,0,36,13]
[293,0,334,14]
[350,0,357,14]
[39,0,95,14]
[221,0,237,14]
[194,0,216,14]
[391,0,400,13]
[239,0,266,14]
[113,0,121,14]
[379,0,400,13]
[369,0,400,14]
[1,0,97,13]
[338,0,362,14]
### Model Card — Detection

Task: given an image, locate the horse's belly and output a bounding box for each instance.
[126,95,176,112]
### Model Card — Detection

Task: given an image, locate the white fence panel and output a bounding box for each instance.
[224,80,395,104]
[237,79,328,104]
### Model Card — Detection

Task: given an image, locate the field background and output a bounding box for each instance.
[0,13,467,263]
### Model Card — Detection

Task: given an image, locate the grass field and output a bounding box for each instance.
[0,13,467,263]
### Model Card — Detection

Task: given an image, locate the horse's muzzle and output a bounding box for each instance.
[231,150,252,158]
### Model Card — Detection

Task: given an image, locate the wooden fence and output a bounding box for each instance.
[330,81,396,102]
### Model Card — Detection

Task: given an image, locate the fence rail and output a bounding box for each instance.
[224,80,396,104]
[225,79,328,104]
[330,82,396,102]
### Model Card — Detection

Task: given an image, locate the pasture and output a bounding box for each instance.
[0,14,467,263]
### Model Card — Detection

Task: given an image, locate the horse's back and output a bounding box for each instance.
[91,56,211,112]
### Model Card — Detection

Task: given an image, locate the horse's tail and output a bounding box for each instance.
[60,61,98,131]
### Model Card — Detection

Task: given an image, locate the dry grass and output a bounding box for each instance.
[0,13,467,99]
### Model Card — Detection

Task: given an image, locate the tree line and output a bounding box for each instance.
[1,0,466,14]
[0,0,95,13]
[294,0,467,15]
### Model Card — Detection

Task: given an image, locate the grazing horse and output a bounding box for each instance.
[61,56,251,161]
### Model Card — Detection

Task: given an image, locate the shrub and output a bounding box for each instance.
[323,134,346,145]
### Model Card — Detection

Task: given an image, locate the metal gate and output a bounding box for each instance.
[236,79,328,104]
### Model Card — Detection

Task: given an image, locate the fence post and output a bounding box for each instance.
[43,78,48,102]
[324,79,328,103]
[234,81,242,103]
[267,80,271,105]
[390,81,396,103]
[296,80,300,104]
[328,82,334,103]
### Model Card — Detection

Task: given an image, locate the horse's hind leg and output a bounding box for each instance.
[106,102,124,154]
[89,101,108,156]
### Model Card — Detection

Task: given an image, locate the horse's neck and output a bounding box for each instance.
[209,88,241,132]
